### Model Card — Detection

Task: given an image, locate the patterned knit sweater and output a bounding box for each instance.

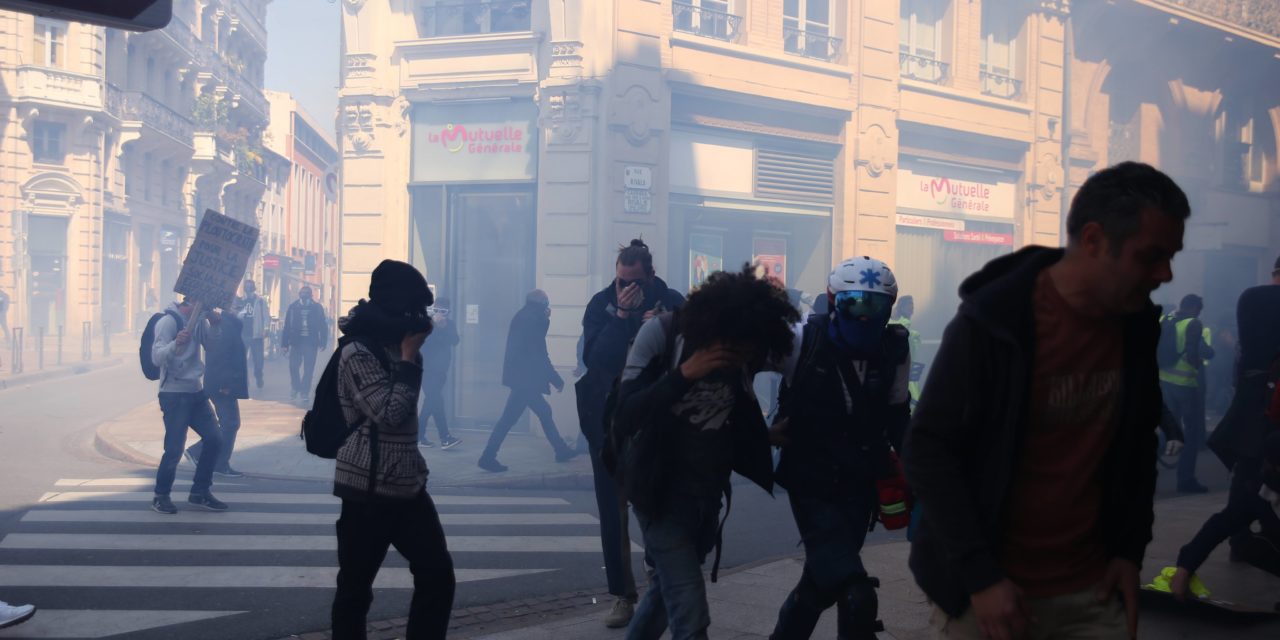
[333,340,427,501]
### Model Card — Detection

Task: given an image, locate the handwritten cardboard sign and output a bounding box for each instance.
[174,210,260,309]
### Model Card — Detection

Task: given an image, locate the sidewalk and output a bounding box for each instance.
[276,493,1279,640]
[94,393,596,490]
[0,333,133,390]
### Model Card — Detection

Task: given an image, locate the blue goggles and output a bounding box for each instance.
[833,290,894,321]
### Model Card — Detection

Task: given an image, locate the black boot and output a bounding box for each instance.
[769,586,825,640]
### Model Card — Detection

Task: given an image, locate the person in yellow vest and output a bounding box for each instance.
[1160,294,1215,493]
[890,295,923,408]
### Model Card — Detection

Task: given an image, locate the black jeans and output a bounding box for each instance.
[1177,457,1280,573]
[418,373,452,442]
[590,443,638,599]
[188,393,240,472]
[289,344,320,396]
[1163,381,1206,486]
[155,392,221,497]
[481,388,570,459]
[332,493,456,639]
[246,338,265,386]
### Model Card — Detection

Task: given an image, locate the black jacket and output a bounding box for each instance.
[205,315,249,400]
[420,318,459,380]
[502,302,562,394]
[576,277,685,446]
[775,315,911,499]
[903,246,1161,618]
[282,300,329,348]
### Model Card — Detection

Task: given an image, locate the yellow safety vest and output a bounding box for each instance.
[1159,317,1199,388]
[890,316,923,405]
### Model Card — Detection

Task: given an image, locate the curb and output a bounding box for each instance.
[0,357,125,391]
[93,419,599,491]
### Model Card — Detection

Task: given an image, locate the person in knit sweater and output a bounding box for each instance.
[330,260,455,639]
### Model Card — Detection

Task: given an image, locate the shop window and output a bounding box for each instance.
[673,1,741,43]
[32,121,66,164]
[418,0,531,38]
[980,6,1021,99]
[785,0,841,61]
[900,0,946,83]
[32,18,67,68]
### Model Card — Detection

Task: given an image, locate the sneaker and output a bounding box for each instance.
[604,597,634,629]
[440,436,463,450]
[151,495,178,515]
[478,457,508,473]
[419,438,436,448]
[0,601,36,630]
[188,493,229,511]
[214,467,245,478]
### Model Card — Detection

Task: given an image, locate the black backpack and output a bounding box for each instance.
[1156,314,1182,369]
[300,335,390,459]
[601,312,679,515]
[139,310,184,381]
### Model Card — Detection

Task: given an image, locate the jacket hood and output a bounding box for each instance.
[956,246,1063,331]
[339,300,411,345]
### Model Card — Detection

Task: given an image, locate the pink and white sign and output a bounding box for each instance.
[898,169,1016,219]
[944,230,1015,246]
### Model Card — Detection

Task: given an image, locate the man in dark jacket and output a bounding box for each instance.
[186,312,249,477]
[615,266,798,640]
[418,298,461,449]
[576,239,684,628]
[478,290,575,472]
[283,286,329,401]
[904,162,1188,640]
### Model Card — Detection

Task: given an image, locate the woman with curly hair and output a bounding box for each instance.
[613,264,800,640]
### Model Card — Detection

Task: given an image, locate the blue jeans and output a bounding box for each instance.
[1163,381,1205,487]
[626,495,721,640]
[155,392,221,497]
[188,393,240,472]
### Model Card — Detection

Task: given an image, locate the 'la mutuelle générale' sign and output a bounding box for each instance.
[174,210,260,309]
[411,101,538,183]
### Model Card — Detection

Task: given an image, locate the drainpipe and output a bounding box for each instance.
[1060,7,1074,247]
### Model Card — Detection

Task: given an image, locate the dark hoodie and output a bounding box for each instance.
[903,246,1161,618]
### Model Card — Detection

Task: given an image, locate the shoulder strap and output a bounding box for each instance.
[792,315,826,390]
[659,310,680,370]
[710,483,732,583]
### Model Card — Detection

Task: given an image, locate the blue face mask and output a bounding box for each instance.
[827,291,894,356]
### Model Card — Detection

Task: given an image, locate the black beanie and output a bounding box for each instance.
[369,260,433,313]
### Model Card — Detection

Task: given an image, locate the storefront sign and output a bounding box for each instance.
[895,213,966,232]
[412,102,538,183]
[898,169,1016,219]
[753,237,788,287]
[944,230,1014,246]
[689,233,724,288]
[262,255,280,270]
[174,210,261,309]
[624,166,652,190]
[624,189,652,214]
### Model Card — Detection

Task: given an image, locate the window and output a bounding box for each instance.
[785,0,839,61]
[673,1,740,42]
[418,0,531,38]
[980,7,1021,98]
[1242,117,1268,191]
[33,19,67,68]
[900,0,945,82]
[32,121,66,164]
[144,152,153,201]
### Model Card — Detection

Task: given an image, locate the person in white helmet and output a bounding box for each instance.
[768,257,912,640]
[0,599,35,630]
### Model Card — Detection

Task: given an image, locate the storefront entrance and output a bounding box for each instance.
[410,185,537,430]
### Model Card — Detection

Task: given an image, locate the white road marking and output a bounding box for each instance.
[0,565,552,589]
[20,509,600,526]
[0,533,638,552]
[36,491,569,506]
[0,609,244,638]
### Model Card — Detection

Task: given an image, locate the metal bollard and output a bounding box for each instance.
[57,325,64,366]
[103,320,112,357]
[10,327,23,374]
[82,321,92,362]
[36,326,45,371]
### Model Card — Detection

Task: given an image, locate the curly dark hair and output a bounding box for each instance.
[678,264,801,360]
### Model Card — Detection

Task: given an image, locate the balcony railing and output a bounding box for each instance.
[119,88,195,145]
[783,26,842,62]
[980,65,1022,99]
[673,2,743,43]
[14,66,103,111]
[419,1,531,38]
[899,51,948,83]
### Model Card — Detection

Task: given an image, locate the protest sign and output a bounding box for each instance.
[174,210,260,309]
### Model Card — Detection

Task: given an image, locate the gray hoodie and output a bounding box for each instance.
[151,303,209,393]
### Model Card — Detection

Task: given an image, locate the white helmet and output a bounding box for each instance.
[828,256,899,300]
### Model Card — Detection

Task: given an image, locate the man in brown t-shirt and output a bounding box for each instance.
[904,162,1188,640]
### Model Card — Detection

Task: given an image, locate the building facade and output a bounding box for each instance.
[0,0,272,342]
[340,0,1279,435]
[264,90,340,321]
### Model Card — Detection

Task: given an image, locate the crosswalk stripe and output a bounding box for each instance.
[0,565,553,589]
[54,478,247,488]
[0,609,244,639]
[36,491,570,506]
[0,533,640,552]
[20,509,600,526]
